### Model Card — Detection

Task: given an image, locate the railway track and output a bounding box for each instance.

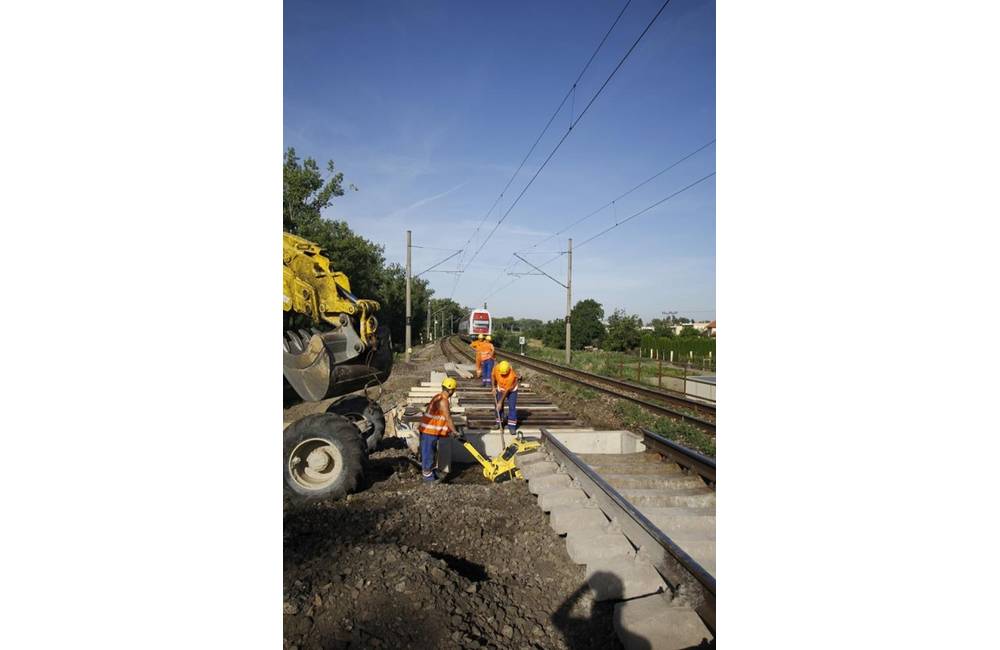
[413,348,717,646]
[522,427,716,648]
[442,335,716,435]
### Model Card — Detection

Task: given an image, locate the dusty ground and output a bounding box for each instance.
[283,342,622,650]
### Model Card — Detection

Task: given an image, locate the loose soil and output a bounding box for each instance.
[283,342,622,650]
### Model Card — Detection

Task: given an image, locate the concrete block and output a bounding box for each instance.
[546,430,643,454]
[674,541,715,577]
[565,531,635,564]
[603,473,707,490]
[519,460,557,481]
[642,512,716,537]
[527,472,571,495]
[537,487,589,512]
[613,595,712,650]
[585,559,667,601]
[549,506,608,535]
[516,452,551,467]
[616,488,716,509]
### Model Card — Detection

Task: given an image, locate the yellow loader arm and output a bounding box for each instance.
[283,232,393,402]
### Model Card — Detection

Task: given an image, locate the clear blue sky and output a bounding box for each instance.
[285,0,715,324]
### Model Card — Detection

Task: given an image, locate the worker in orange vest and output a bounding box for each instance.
[470,334,486,378]
[491,360,519,437]
[478,335,496,387]
[418,377,460,481]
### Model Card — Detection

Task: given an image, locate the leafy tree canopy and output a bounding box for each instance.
[605,308,643,351]
[283,148,436,351]
[570,298,606,349]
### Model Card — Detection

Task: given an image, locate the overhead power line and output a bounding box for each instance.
[413,249,463,278]
[463,0,677,275]
[520,139,716,254]
[575,172,715,249]
[479,168,713,303]
[449,0,633,301]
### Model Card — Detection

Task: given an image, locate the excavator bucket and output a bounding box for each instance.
[284,323,393,402]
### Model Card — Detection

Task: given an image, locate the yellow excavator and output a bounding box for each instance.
[282,232,394,503]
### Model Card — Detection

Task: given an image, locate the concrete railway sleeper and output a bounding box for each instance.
[518,428,716,649]
[426,342,717,648]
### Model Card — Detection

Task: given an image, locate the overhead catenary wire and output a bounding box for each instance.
[575,172,715,249]
[462,0,677,275]
[480,169,714,303]
[448,0,634,301]
[413,249,463,278]
[519,138,716,254]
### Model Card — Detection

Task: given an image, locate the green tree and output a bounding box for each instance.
[570,299,606,349]
[429,298,468,336]
[605,308,643,351]
[376,263,433,352]
[283,147,352,231]
[648,318,676,337]
[540,319,566,348]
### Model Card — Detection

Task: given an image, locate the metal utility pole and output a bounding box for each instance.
[565,238,572,364]
[405,230,412,362]
[511,243,572,363]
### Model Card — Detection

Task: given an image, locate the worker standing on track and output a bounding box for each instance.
[471,333,486,378]
[479,335,496,387]
[418,377,460,482]
[491,360,519,437]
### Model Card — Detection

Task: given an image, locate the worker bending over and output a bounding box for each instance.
[417,377,460,481]
[478,335,496,387]
[470,333,486,378]
[491,360,519,437]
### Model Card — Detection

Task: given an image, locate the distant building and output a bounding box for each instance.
[640,325,655,332]
[672,320,715,336]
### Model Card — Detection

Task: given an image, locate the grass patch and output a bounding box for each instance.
[523,347,705,385]
[611,402,716,458]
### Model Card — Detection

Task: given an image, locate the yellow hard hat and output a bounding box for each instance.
[477,334,484,340]
[442,377,458,391]
[497,360,511,375]
[486,335,492,341]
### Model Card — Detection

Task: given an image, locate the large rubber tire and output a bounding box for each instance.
[283,413,365,503]
[326,396,385,453]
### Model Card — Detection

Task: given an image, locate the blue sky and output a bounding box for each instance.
[285,0,715,323]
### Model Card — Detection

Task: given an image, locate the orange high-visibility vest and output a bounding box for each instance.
[418,391,451,437]
[492,366,518,392]
[476,342,495,363]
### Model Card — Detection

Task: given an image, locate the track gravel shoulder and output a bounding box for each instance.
[283,343,622,650]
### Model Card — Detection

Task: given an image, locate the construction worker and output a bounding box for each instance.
[491,360,519,437]
[417,377,460,481]
[478,335,496,387]
[471,333,486,378]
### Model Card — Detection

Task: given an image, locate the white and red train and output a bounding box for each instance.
[459,309,492,336]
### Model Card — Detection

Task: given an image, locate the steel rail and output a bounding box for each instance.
[641,428,716,484]
[451,335,714,415]
[540,427,716,634]
[497,348,715,415]
[445,336,715,435]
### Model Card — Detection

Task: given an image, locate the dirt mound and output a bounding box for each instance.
[283,446,621,649]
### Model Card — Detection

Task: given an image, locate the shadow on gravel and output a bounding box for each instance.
[553,573,629,650]
[427,551,488,582]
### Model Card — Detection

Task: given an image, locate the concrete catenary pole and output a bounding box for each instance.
[405,230,412,362]
[427,300,431,342]
[565,238,572,364]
